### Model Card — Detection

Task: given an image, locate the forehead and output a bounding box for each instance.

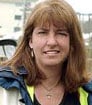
[35,22,67,31]
[34,18,67,30]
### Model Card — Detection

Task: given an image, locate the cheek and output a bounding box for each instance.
[32,37,46,48]
[65,39,70,55]
[30,39,44,53]
[59,38,70,55]
[65,39,70,52]
[60,37,70,48]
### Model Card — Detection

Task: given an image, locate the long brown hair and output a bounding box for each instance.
[2,0,88,92]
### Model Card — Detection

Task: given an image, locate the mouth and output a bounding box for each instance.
[43,50,60,54]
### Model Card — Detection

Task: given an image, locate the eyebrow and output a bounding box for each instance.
[37,27,68,32]
[57,29,68,31]
[38,28,49,31]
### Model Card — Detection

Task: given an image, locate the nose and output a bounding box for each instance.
[47,33,57,46]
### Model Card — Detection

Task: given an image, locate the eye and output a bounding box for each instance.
[57,30,69,36]
[37,29,48,35]
[38,31,47,34]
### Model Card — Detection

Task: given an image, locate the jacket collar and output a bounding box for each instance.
[83,80,92,93]
[0,66,27,89]
[0,66,33,105]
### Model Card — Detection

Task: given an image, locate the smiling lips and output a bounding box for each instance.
[43,50,60,54]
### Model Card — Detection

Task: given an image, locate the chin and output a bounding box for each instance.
[43,60,62,66]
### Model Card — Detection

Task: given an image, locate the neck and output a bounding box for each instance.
[38,63,62,78]
[41,66,62,87]
[42,72,61,87]
[36,62,63,87]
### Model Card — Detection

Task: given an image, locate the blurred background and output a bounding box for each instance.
[0,0,92,71]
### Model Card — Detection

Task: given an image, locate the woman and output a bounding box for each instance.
[0,0,92,105]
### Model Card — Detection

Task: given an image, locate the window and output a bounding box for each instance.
[14,15,22,20]
[14,27,21,32]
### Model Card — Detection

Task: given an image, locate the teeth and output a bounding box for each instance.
[45,51,59,54]
[46,52,56,54]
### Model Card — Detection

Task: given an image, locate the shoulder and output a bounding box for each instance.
[0,66,11,72]
[83,80,92,93]
[81,80,92,105]
[0,66,27,89]
[0,66,27,77]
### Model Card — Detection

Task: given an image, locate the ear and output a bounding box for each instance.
[29,39,33,49]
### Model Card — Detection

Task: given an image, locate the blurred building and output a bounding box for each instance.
[0,0,37,37]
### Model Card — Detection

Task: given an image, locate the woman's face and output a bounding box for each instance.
[29,24,70,69]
